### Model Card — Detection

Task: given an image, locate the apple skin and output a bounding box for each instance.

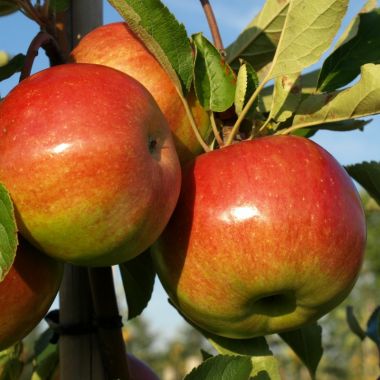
[0,237,63,351]
[70,22,210,165]
[151,135,366,338]
[0,63,181,266]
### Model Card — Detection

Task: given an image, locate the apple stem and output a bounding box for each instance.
[209,111,224,147]
[225,77,268,146]
[177,87,211,152]
[19,31,65,82]
[200,0,224,53]
[88,267,130,380]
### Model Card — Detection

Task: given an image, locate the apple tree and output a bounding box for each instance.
[0,0,380,379]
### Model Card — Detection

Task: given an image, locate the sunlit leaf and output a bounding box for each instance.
[286,64,380,133]
[184,355,252,380]
[193,33,236,112]
[205,333,281,380]
[226,0,289,80]
[235,60,259,119]
[269,0,348,79]
[0,183,18,282]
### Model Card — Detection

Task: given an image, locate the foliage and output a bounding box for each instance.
[0,0,380,379]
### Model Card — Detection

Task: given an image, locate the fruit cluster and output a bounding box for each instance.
[0,23,366,354]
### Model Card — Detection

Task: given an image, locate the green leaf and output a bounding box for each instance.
[0,1,19,16]
[193,33,236,112]
[49,0,70,12]
[318,9,380,92]
[291,118,370,138]
[0,343,23,380]
[260,69,320,114]
[366,306,380,347]
[34,329,55,357]
[279,323,323,379]
[119,250,156,320]
[333,0,378,50]
[31,343,58,380]
[206,334,281,380]
[287,64,380,133]
[0,183,18,282]
[234,60,259,119]
[345,161,380,206]
[269,0,349,80]
[226,0,289,80]
[0,54,25,82]
[184,355,252,380]
[268,73,302,126]
[107,0,193,94]
[346,306,366,340]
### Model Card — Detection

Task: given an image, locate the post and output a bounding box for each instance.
[58,1,105,379]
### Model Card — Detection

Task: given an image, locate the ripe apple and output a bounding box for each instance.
[0,237,63,350]
[151,135,366,338]
[0,63,181,266]
[52,353,159,380]
[70,22,210,164]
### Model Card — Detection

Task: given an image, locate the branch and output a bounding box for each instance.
[19,31,64,82]
[200,0,224,52]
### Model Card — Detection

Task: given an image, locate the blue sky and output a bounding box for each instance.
[1,0,380,345]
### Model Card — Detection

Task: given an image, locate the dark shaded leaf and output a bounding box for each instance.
[0,1,19,16]
[346,306,366,340]
[345,161,380,205]
[318,9,380,92]
[119,250,156,320]
[366,306,380,347]
[49,0,70,12]
[279,323,323,379]
[0,54,25,82]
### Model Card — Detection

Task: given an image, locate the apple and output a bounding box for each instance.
[0,63,181,266]
[70,22,210,164]
[52,353,159,380]
[0,237,63,351]
[151,135,366,338]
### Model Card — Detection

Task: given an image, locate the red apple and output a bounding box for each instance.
[0,63,181,266]
[152,136,366,338]
[0,237,63,350]
[70,22,210,164]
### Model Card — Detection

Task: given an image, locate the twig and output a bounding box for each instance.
[209,111,224,147]
[200,0,224,52]
[19,31,64,82]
